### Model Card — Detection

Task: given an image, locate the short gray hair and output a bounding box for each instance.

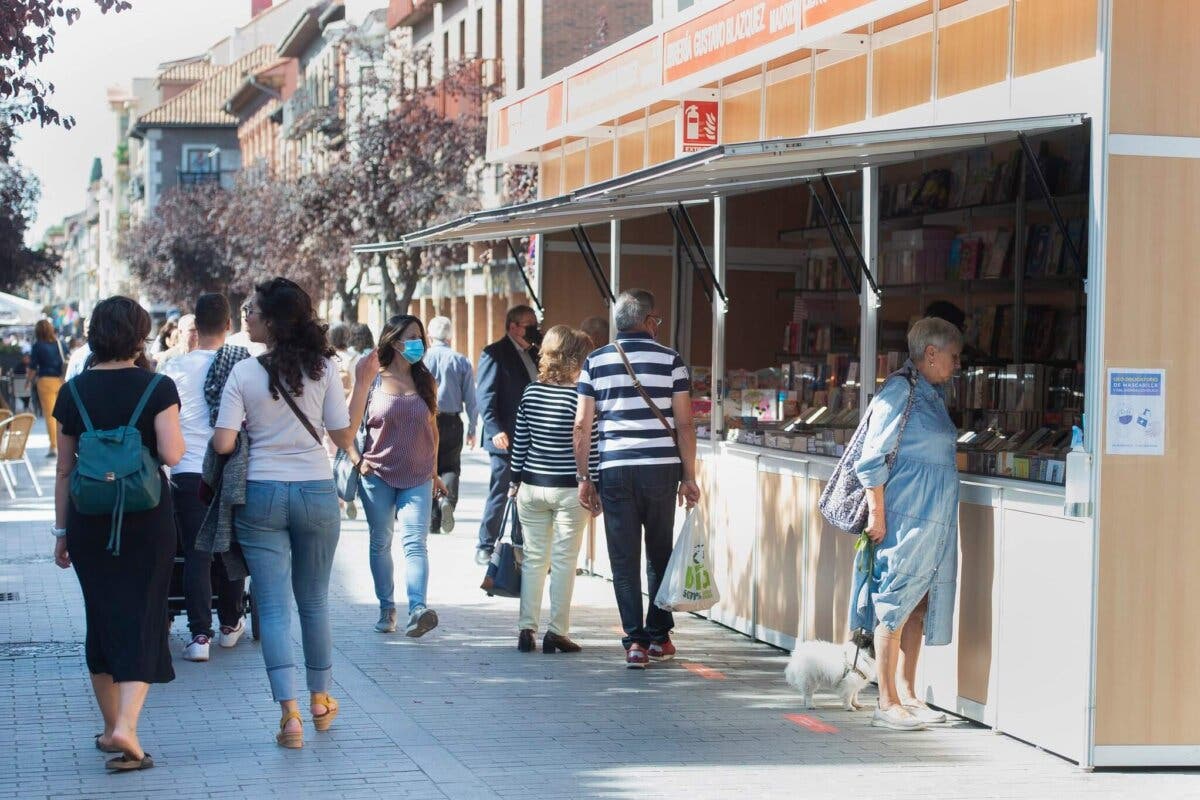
[907,316,964,361]
[613,289,655,332]
[427,316,452,342]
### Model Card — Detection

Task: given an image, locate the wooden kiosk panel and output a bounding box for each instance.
[588,140,614,184]
[755,469,807,646]
[765,74,810,139]
[618,131,645,174]
[1013,0,1098,77]
[804,479,857,643]
[814,56,867,131]
[563,147,587,192]
[723,88,763,144]
[1096,155,1200,746]
[1110,0,1200,137]
[872,33,933,118]
[708,450,759,633]
[956,503,998,706]
[648,122,675,166]
[936,8,1009,98]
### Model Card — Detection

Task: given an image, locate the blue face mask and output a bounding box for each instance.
[401,339,425,364]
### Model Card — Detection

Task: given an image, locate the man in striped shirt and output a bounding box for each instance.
[574,289,701,669]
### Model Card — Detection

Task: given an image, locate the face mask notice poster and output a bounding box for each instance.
[1105,368,1166,456]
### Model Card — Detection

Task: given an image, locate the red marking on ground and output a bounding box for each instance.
[682,662,726,680]
[785,714,839,734]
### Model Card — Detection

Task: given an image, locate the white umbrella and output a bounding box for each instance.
[0,292,44,326]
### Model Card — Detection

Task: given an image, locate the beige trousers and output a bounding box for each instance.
[516,484,589,635]
[35,376,63,451]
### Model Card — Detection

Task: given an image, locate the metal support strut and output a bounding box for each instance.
[821,172,880,298]
[504,238,545,314]
[1017,132,1086,278]
[570,226,616,305]
[806,181,863,296]
[666,203,727,306]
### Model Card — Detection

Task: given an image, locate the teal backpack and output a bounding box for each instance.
[67,373,165,556]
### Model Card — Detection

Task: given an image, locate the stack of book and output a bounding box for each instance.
[1024,219,1087,278]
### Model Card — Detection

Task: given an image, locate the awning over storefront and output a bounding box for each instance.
[352,113,1085,253]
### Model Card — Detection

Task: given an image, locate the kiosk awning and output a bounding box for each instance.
[352,114,1085,252]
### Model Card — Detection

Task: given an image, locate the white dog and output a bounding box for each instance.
[784,640,876,711]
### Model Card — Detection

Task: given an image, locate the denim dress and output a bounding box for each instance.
[848,363,959,646]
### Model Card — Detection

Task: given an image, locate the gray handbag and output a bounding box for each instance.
[818,367,917,533]
[334,376,378,502]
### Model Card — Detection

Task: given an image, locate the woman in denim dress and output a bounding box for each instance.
[850,317,963,731]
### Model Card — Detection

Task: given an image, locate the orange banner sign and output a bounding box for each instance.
[801,0,872,27]
[567,38,661,124]
[492,83,564,151]
[663,0,799,84]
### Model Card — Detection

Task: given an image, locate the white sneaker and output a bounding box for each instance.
[871,704,926,731]
[183,635,210,662]
[438,497,455,533]
[474,548,493,566]
[903,703,947,724]
[217,619,245,648]
[405,607,439,638]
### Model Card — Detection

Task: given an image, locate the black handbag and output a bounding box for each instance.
[480,499,522,598]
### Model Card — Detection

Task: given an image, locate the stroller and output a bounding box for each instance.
[167,546,259,641]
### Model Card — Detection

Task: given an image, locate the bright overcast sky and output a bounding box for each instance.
[14,0,255,243]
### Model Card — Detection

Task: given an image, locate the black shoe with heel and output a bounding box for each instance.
[542,632,582,654]
[518,629,535,652]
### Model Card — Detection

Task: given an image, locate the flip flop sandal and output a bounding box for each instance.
[311,693,339,732]
[105,753,154,772]
[94,734,122,754]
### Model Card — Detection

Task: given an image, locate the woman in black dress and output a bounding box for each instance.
[51,296,185,772]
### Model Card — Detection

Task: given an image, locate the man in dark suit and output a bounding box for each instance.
[475,304,540,563]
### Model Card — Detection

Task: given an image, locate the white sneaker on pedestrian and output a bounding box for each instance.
[871,704,926,731]
[183,635,210,662]
[438,497,455,533]
[903,703,947,725]
[405,607,439,638]
[474,548,493,566]
[217,619,245,648]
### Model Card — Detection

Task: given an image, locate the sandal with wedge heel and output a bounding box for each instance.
[276,710,304,749]
[311,693,339,732]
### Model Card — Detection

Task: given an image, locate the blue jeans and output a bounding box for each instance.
[235,479,340,702]
[360,474,432,614]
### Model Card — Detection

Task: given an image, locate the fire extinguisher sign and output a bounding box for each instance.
[678,100,719,154]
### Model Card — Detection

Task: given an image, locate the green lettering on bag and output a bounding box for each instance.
[67,373,165,556]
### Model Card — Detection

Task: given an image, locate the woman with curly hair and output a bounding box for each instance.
[350,315,446,637]
[507,325,600,654]
[212,278,359,749]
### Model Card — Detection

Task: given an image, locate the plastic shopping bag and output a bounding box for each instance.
[653,511,720,613]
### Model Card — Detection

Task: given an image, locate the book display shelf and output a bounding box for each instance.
[709,129,1088,486]
[874,127,1088,486]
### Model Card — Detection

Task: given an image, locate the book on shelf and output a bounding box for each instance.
[983,229,1012,279]
[962,149,994,206]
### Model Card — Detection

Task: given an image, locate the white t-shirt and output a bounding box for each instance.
[216,357,350,482]
[159,349,218,475]
[64,342,91,379]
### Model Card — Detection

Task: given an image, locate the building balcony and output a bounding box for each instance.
[387,0,434,30]
[177,171,221,187]
[282,82,341,141]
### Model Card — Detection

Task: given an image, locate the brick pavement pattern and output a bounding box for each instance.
[1,431,1196,799]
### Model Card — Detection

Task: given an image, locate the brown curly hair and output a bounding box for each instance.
[537,325,592,386]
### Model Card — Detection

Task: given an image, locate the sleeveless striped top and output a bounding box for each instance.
[363,390,435,490]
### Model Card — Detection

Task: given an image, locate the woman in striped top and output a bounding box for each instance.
[508,325,600,654]
[350,315,447,639]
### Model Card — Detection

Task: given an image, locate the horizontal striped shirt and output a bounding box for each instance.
[510,382,599,488]
[576,332,690,471]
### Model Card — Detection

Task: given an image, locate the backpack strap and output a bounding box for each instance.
[128,373,166,427]
[66,379,95,433]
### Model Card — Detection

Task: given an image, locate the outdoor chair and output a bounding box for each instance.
[0,413,42,499]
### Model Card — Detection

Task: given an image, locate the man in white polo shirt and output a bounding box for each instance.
[161,293,250,662]
[574,289,701,669]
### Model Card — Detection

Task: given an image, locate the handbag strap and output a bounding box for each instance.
[612,341,678,446]
[258,356,322,445]
[884,367,918,468]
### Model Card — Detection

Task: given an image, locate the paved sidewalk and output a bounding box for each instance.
[1,430,1196,799]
